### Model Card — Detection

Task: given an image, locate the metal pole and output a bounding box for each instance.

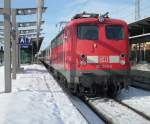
[135,0,140,21]
[3,0,11,92]
[32,42,33,63]
[18,43,21,65]
[37,0,44,60]
[16,25,20,70]
[12,9,17,79]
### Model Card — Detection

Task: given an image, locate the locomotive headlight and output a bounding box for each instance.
[80,54,87,65]
[80,60,87,65]
[120,53,126,65]
[120,60,126,65]
[80,54,86,59]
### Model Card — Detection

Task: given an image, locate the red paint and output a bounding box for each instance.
[49,17,130,72]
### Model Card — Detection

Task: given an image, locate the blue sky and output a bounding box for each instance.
[0,0,150,50]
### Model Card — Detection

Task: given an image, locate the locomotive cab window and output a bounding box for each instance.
[77,24,99,40]
[106,25,124,40]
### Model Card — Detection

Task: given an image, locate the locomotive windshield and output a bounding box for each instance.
[77,24,98,40]
[106,25,124,40]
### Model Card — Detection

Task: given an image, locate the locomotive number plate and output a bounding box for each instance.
[96,64,112,69]
[99,56,109,63]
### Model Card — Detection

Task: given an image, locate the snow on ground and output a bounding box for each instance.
[0,64,88,124]
[132,63,150,71]
[70,95,105,124]
[0,66,4,91]
[89,98,150,124]
[117,86,150,118]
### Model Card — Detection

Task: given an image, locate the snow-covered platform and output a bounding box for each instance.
[0,64,88,124]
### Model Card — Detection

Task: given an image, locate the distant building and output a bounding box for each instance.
[129,17,150,63]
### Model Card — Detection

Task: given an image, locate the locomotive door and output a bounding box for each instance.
[63,28,70,69]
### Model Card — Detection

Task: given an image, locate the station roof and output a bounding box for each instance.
[0,7,47,15]
[19,29,43,34]
[129,33,150,44]
[129,17,150,36]
[128,17,150,44]
[19,33,43,37]
[0,21,44,27]
[16,7,47,15]
[17,21,44,27]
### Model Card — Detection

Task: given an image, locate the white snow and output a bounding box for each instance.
[0,64,88,124]
[70,95,105,124]
[0,66,4,91]
[132,63,150,71]
[117,86,150,118]
[89,98,150,124]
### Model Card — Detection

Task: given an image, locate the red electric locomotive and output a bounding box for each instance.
[47,12,130,97]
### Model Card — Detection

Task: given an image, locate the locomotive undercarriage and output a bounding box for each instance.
[45,62,129,98]
[78,74,129,97]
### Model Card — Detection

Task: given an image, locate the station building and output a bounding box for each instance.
[129,17,150,63]
[0,37,43,64]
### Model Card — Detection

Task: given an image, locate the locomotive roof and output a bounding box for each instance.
[66,17,127,27]
[50,16,127,46]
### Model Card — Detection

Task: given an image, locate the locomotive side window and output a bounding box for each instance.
[106,25,124,40]
[77,24,98,40]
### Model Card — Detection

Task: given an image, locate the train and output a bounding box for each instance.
[39,12,130,97]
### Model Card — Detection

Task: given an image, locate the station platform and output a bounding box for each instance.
[0,64,87,124]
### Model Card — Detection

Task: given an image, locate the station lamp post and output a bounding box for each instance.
[37,0,44,60]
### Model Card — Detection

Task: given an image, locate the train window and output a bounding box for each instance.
[106,25,124,40]
[77,24,98,40]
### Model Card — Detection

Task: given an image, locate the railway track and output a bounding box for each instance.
[114,99,150,121]
[42,62,150,124]
[42,62,105,124]
[69,94,105,124]
[117,98,150,122]
[83,96,150,124]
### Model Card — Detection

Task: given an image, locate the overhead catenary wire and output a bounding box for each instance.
[110,0,150,22]
[116,3,150,21]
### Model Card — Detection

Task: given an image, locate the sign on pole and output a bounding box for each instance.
[19,37,32,48]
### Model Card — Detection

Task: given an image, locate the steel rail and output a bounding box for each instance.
[41,61,105,124]
[114,98,150,121]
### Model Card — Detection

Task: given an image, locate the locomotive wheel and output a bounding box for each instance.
[107,81,118,98]
[68,83,78,95]
[58,74,68,89]
[62,77,68,88]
